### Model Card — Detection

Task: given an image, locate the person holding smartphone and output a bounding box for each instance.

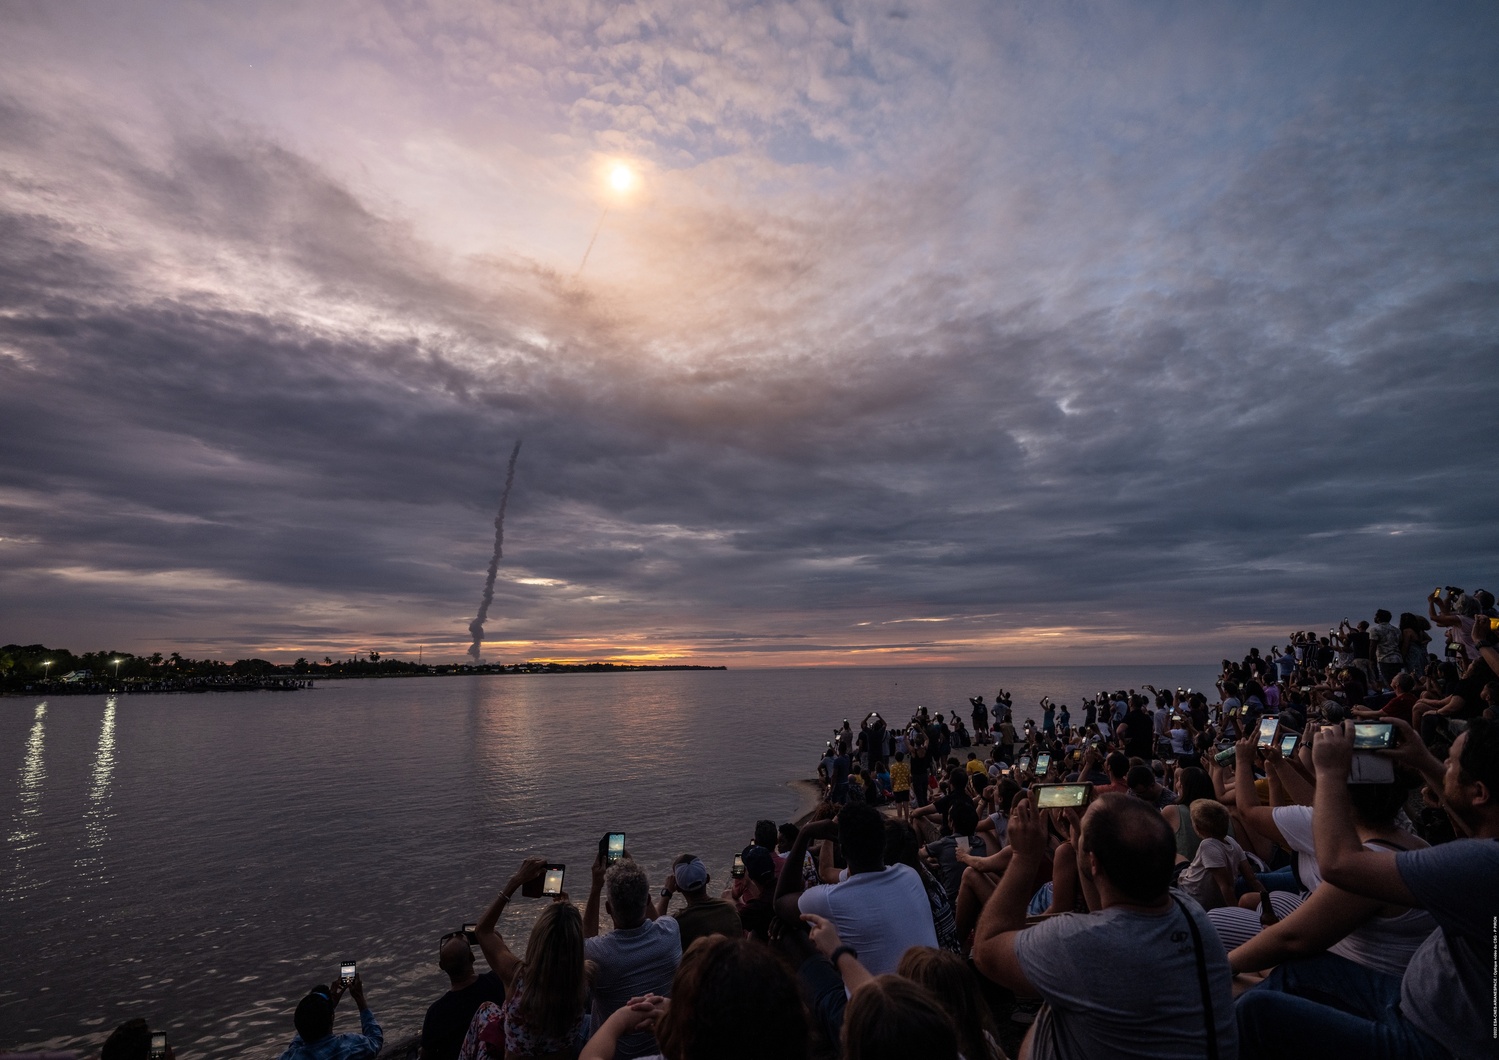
[101,1019,174,1060]
[419,925,506,1060]
[277,972,381,1060]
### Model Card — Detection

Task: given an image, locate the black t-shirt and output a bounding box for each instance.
[1454,656,1496,717]
[1123,711,1154,758]
[421,971,507,1060]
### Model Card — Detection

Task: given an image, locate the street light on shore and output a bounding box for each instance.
[42,660,52,681]
[113,657,121,682]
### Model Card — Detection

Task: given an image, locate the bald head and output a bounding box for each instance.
[1080,793,1177,904]
[439,936,475,982]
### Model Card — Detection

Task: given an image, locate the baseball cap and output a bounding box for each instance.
[674,857,709,892]
[741,845,776,883]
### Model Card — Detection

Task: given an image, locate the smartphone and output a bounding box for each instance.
[339,961,356,987]
[1256,716,1280,749]
[149,1033,167,1060]
[1032,783,1092,809]
[731,853,746,879]
[1352,722,1395,750]
[540,864,565,896]
[462,922,478,942]
[955,835,971,853]
[1017,755,1032,772]
[602,832,626,866]
[1278,733,1299,757]
[1035,752,1052,775]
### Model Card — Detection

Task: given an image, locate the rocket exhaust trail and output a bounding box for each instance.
[575,206,610,278]
[467,440,522,662]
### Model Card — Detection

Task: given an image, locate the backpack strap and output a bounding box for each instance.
[1171,895,1220,1060]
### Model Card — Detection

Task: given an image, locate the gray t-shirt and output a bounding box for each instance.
[584,917,682,1059]
[1396,838,1499,1058]
[1012,893,1238,1060]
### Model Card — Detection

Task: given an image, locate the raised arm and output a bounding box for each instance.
[583,850,607,939]
[971,797,1042,994]
[1310,723,1419,906]
[1232,739,1286,846]
[774,819,837,923]
[476,857,546,988]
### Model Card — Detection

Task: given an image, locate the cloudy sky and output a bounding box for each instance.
[1,1,1496,666]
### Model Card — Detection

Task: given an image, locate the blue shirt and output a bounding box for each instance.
[277,1008,383,1060]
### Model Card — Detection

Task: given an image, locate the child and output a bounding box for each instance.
[889,751,912,820]
[1178,798,1268,911]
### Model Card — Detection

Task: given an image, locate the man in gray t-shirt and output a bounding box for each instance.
[972,792,1237,1059]
[584,857,681,1059]
[1236,718,1499,1060]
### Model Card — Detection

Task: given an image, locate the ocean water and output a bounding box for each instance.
[0,664,1216,1056]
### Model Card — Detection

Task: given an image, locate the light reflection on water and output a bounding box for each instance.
[0,664,1216,1057]
[7,701,47,891]
[79,697,117,870]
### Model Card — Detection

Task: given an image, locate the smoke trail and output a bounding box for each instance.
[467,440,522,662]
[575,206,610,278]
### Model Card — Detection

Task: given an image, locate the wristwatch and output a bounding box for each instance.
[829,945,859,966]
[660,888,672,898]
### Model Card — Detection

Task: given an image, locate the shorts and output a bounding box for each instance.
[893,789,910,802]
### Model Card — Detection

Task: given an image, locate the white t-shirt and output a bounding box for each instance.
[1178,835,1246,911]
[1272,805,1322,890]
[798,863,937,976]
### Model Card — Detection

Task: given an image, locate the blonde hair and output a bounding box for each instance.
[517,902,586,1039]
[1189,798,1230,841]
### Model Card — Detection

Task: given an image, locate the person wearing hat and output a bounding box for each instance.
[277,974,381,1060]
[657,854,742,953]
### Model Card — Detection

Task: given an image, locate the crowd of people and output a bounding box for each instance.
[51,585,1499,1059]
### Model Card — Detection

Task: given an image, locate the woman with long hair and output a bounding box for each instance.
[581,935,808,1060]
[463,858,588,1060]
[896,947,1004,1060]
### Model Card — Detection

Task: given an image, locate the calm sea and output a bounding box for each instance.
[1,665,1216,1056]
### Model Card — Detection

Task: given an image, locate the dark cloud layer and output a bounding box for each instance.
[1,2,1496,664]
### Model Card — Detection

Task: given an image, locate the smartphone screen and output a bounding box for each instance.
[955,835,971,853]
[542,865,565,896]
[1034,784,1090,809]
[1353,722,1394,750]
[339,961,356,985]
[1278,733,1299,757]
[606,832,626,865]
[1035,752,1051,774]
[1017,756,1032,772]
[1256,716,1279,749]
[731,853,745,878]
[149,1032,167,1060]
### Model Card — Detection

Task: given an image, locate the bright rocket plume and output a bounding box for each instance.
[467,440,522,662]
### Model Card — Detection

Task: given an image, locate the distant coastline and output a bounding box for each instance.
[0,643,725,695]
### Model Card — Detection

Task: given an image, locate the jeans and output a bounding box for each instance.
[1236,952,1452,1060]
[1241,869,1301,899]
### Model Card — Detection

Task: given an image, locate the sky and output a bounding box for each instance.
[1,0,1496,667]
